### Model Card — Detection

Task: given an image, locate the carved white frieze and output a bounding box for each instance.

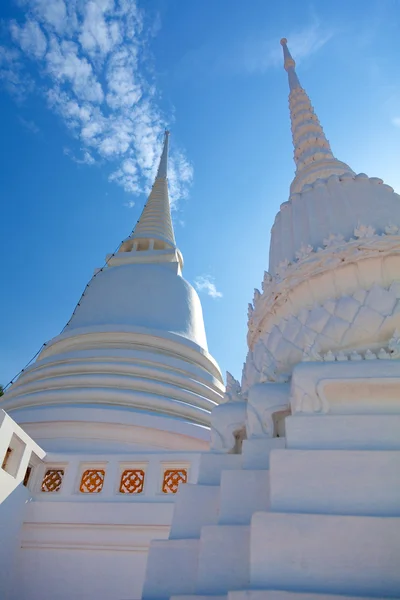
[262,271,272,293]
[267,223,400,290]
[247,235,400,349]
[248,224,400,330]
[253,288,261,306]
[225,371,243,403]
[244,280,400,381]
[388,329,400,358]
[275,258,291,280]
[323,233,344,248]
[354,223,375,239]
[385,224,399,235]
[295,244,314,261]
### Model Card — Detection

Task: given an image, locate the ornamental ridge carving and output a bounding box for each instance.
[354,223,375,239]
[225,371,243,403]
[243,282,400,391]
[247,227,400,334]
[300,331,400,363]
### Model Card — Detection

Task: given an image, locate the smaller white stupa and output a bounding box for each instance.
[0,131,224,600]
[2,131,224,453]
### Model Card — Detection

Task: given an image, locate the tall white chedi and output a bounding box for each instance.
[1,131,224,452]
[141,41,400,600]
[243,38,400,391]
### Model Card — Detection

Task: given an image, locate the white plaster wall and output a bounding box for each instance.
[0,411,45,600]
[6,449,200,600]
[14,546,149,600]
[0,481,30,600]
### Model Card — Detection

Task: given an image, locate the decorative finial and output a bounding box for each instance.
[280,38,296,72]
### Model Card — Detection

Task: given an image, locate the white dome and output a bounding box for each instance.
[1,131,225,453]
[67,262,208,351]
[269,175,400,274]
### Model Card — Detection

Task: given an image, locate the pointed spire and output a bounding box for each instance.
[280,38,353,193]
[131,130,176,248]
[156,129,169,179]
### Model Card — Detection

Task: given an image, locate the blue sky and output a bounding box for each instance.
[0,0,399,386]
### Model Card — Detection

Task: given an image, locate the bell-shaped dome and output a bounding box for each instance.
[67,262,208,350]
[1,131,224,452]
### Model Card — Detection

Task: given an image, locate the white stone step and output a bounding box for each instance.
[285,414,400,450]
[142,539,199,600]
[242,437,286,470]
[197,453,242,485]
[251,512,400,597]
[170,483,220,539]
[219,469,269,525]
[270,449,400,516]
[229,591,399,600]
[196,525,250,594]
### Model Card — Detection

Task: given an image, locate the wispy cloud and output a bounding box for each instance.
[0,0,192,207]
[63,146,95,165]
[124,200,136,208]
[194,275,223,299]
[176,16,333,81]
[239,19,334,74]
[19,116,40,134]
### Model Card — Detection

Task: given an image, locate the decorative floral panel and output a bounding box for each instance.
[162,469,187,494]
[79,469,105,493]
[119,469,145,494]
[41,469,64,492]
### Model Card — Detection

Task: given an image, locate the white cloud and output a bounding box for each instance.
[0,45,33,100]
[124,200,136,208]
[169,151,193,208]
[19,116,40,134]
[106,47,141,109]
[109,157,140,193]
[46,37,104,103]
[194,275,223,299]
[64,147,96,165]
[10,19,47,59]
[21,0,68,34]
[0,0,191,208]
[79,0,121,60]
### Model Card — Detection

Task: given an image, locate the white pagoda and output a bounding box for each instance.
[1,39,400,600]
[141,39,400,600]
[0,131,224,600]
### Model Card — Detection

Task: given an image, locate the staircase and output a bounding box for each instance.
[142,413,400,600]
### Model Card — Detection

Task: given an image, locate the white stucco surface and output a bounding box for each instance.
[66,262,208,350]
